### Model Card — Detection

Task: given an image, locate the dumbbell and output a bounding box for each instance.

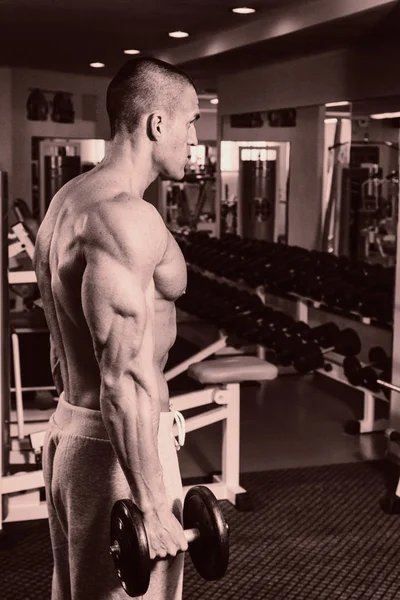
[227,310,275,349]
[217,297,265,333]
[274,322,341,367]
[275,321,340,351]
[293,327,361,374]
[350,364,400,401]
[207,291,264,329]
[259,312,299,346]
[343,347,390,388]
[195,286,233,321]
[109,486,229,597]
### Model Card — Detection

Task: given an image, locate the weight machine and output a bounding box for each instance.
[358,167,398,264]
[323,138,399,264]
[1,186,56,531]
[162,174,216,233]
[0,174,49,531]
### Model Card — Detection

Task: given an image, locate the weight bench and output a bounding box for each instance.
[170,355,278,509]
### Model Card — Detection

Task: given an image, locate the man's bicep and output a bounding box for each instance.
[81,251,148,378]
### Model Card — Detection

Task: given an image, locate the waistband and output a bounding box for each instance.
[52,393,185,447]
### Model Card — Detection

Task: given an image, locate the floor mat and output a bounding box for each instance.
[1,461,400,599]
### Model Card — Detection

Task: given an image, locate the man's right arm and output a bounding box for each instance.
[81,202,187,558]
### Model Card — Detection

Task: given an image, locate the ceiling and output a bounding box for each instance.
[0,0,399,93]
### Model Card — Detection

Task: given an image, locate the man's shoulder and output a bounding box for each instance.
[88,194,162,227]
[85,195,167,261]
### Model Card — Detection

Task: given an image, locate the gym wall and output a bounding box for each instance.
[0,68,218,212]
[218,49,348,116]
[194,111,217,142]
[0,67,110,207]
[218,37,400,115]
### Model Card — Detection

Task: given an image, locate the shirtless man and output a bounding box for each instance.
[33,57,199,600]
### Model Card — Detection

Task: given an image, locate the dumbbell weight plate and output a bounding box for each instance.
[110,499,151,597]
[293,328,360,374]
[361,365,393,400]
[183,486,229,581]
[293,341,325,374]
[368,346,389,370]
[275,336,308,367]
[335,328,362,356]
[309,322,340,348]
[260,313,295,346]
[362,366,382,394]
[343,356,364,387]
[290,321,311,338]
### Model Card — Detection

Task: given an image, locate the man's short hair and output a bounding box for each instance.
[106,57,196,138]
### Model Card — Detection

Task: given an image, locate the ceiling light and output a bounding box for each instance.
[325,101,350,107]
[210,98,219,105]
[90,62,105,68]
[124,49,140,55]
[232,7,256,14]
[370,111,400,119]
[169,31,189,38]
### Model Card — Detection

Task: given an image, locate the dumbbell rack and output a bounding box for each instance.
[186,263,390,435]
[272,292,390,435]
[312,352,389,434]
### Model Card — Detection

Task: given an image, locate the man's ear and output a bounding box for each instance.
[147,112,164,141]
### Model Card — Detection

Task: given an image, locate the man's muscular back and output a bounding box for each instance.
[34,171,187,411]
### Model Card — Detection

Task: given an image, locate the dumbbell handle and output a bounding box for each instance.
[321,342,355,358]
[184,527,201,544]
[377,379,400,394]
[110,527,201,558]
[322,346,335,355]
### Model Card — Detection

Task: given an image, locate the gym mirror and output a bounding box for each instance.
[322,98,399,268]
[220,105,327,247]
[31,136,108,220]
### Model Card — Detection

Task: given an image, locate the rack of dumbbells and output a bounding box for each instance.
[174,230,395,435]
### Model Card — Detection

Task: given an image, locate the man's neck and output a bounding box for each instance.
[102,136,158,198]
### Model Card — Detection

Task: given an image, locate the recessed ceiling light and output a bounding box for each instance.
[124,49,140,55]
[169,31,189,38]
[370,111,400,119]
[210,98,219,105]
[232,7,256,14]
[325,101,349,107]
[90,62,105,68]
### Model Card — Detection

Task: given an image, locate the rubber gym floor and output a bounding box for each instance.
[2,332,400,599]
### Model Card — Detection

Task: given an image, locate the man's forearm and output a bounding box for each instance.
[100,378,169,514]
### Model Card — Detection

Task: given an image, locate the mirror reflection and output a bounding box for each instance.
[322,98,399,267]
[220,141,290,242]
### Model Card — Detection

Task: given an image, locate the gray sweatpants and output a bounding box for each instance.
[43,394,184,600]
